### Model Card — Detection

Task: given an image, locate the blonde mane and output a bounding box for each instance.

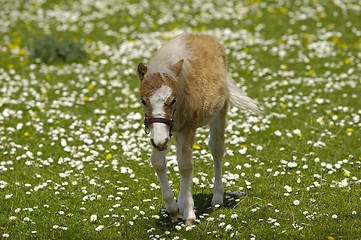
[145,33,195,82]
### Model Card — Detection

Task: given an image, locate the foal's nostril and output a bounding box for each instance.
[151,139,157,149]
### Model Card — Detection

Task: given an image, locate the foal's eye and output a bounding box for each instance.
[141,99,146,105]
[171,98,176,105]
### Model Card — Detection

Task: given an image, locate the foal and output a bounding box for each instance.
[137,33,260,224]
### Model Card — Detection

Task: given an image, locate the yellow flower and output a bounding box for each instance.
[266,6,274,13]
[346,128,353,132]
[193,145,201,150]
[24,132,30,137]
[126,16,132,22]
[13,37,22,44]
[318,12,326,18]
[7,43,16,50]
[106,154,112,160]
[200,26,207,31]
[87,84,94,90]
[168,23,178,30]
[280,7,287,14]
[332,36,340,44]
[308,69,315,76]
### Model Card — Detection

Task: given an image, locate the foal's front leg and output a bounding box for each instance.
[174,130,196,224]
[151,149,179,219]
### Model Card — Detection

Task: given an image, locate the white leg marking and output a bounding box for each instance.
[150,149,178,215]
[175,132,196,221]
[209,111,226,208]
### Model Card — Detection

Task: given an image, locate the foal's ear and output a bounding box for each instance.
[171,59,184,76]
[137,63,148,81]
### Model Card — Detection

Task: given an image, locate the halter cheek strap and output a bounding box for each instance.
[144,111,175,137]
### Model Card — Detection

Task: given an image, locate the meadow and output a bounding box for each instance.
[0,0,360,239]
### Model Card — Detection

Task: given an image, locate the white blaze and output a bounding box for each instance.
[149,85,172,146]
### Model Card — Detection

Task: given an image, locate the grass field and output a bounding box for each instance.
[1,0,361,239]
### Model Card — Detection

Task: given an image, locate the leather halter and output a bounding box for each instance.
[144,111,175,137]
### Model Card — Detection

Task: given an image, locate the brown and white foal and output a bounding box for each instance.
[137,33,260,224]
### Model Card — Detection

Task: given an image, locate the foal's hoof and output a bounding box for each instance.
[184,219,194,225]
[169,209,181,220]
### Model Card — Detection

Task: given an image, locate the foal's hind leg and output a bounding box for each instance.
[208,102,228,208]
[150,149,180,219]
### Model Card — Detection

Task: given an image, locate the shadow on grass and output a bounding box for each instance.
[193,192,242,213]
[153,192,243,230]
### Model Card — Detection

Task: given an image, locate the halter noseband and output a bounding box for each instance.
[144,111,175,137]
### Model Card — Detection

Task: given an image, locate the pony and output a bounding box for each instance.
[136,33,260,224]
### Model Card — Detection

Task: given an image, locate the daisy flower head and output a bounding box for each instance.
[225,224,233,231]
[95,225,104,231]
[90,214,97,222]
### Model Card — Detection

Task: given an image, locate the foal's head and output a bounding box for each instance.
[137,61,183,151]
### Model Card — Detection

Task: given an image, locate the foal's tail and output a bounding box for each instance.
[226,73,261,114]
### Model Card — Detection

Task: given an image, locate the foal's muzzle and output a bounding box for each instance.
[151,138,169,151]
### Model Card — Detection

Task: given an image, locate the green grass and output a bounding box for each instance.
[1,0,361,239]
